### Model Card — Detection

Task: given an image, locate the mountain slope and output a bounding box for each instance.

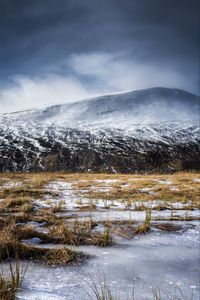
[0,87,199,172]
[2,87,199,128]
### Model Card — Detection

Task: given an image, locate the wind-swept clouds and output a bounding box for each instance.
[0,0,199,113]
[0,74,94,113]
[68,52,192,91]
[0,52,193,113]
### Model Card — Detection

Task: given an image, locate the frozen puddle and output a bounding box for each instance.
[57,209,199,222]
[17,221,199,300]
[20,179,199,299]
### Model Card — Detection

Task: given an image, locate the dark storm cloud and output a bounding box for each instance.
[0,0,199,112]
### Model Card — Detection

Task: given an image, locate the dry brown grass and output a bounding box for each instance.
[69,172,200,208]
[0,257,27,300]
[96,218,151,239]
[49,221,112,247]
[0,172,55,189]
[0,197,34,214]
[14,226,53,243]
[0,172,199,268]
[0,220,84,266]
[0,171,199,205]
[100,216,151,239]
[0,187,56,200]
[1,196,32,208]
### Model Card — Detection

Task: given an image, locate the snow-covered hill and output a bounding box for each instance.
[0,87,199,172]
[1,87,199,128]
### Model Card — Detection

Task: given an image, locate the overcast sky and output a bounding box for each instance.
[0,0,199,113]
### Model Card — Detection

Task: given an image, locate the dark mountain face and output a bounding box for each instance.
[0,87,199,173]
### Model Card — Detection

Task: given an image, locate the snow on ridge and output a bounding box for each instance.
[0,87,199,125]
[0,87,199,150]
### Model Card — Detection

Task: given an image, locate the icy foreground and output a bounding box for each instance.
[0,173,199,299]
[0,87,199,172]
[17,224,199,300]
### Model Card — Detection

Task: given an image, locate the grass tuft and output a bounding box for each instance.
[0,256,27,300]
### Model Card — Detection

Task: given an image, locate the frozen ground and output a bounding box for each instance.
[0,174,199,300]
[17,222,199,300]
[35,180,199,212]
